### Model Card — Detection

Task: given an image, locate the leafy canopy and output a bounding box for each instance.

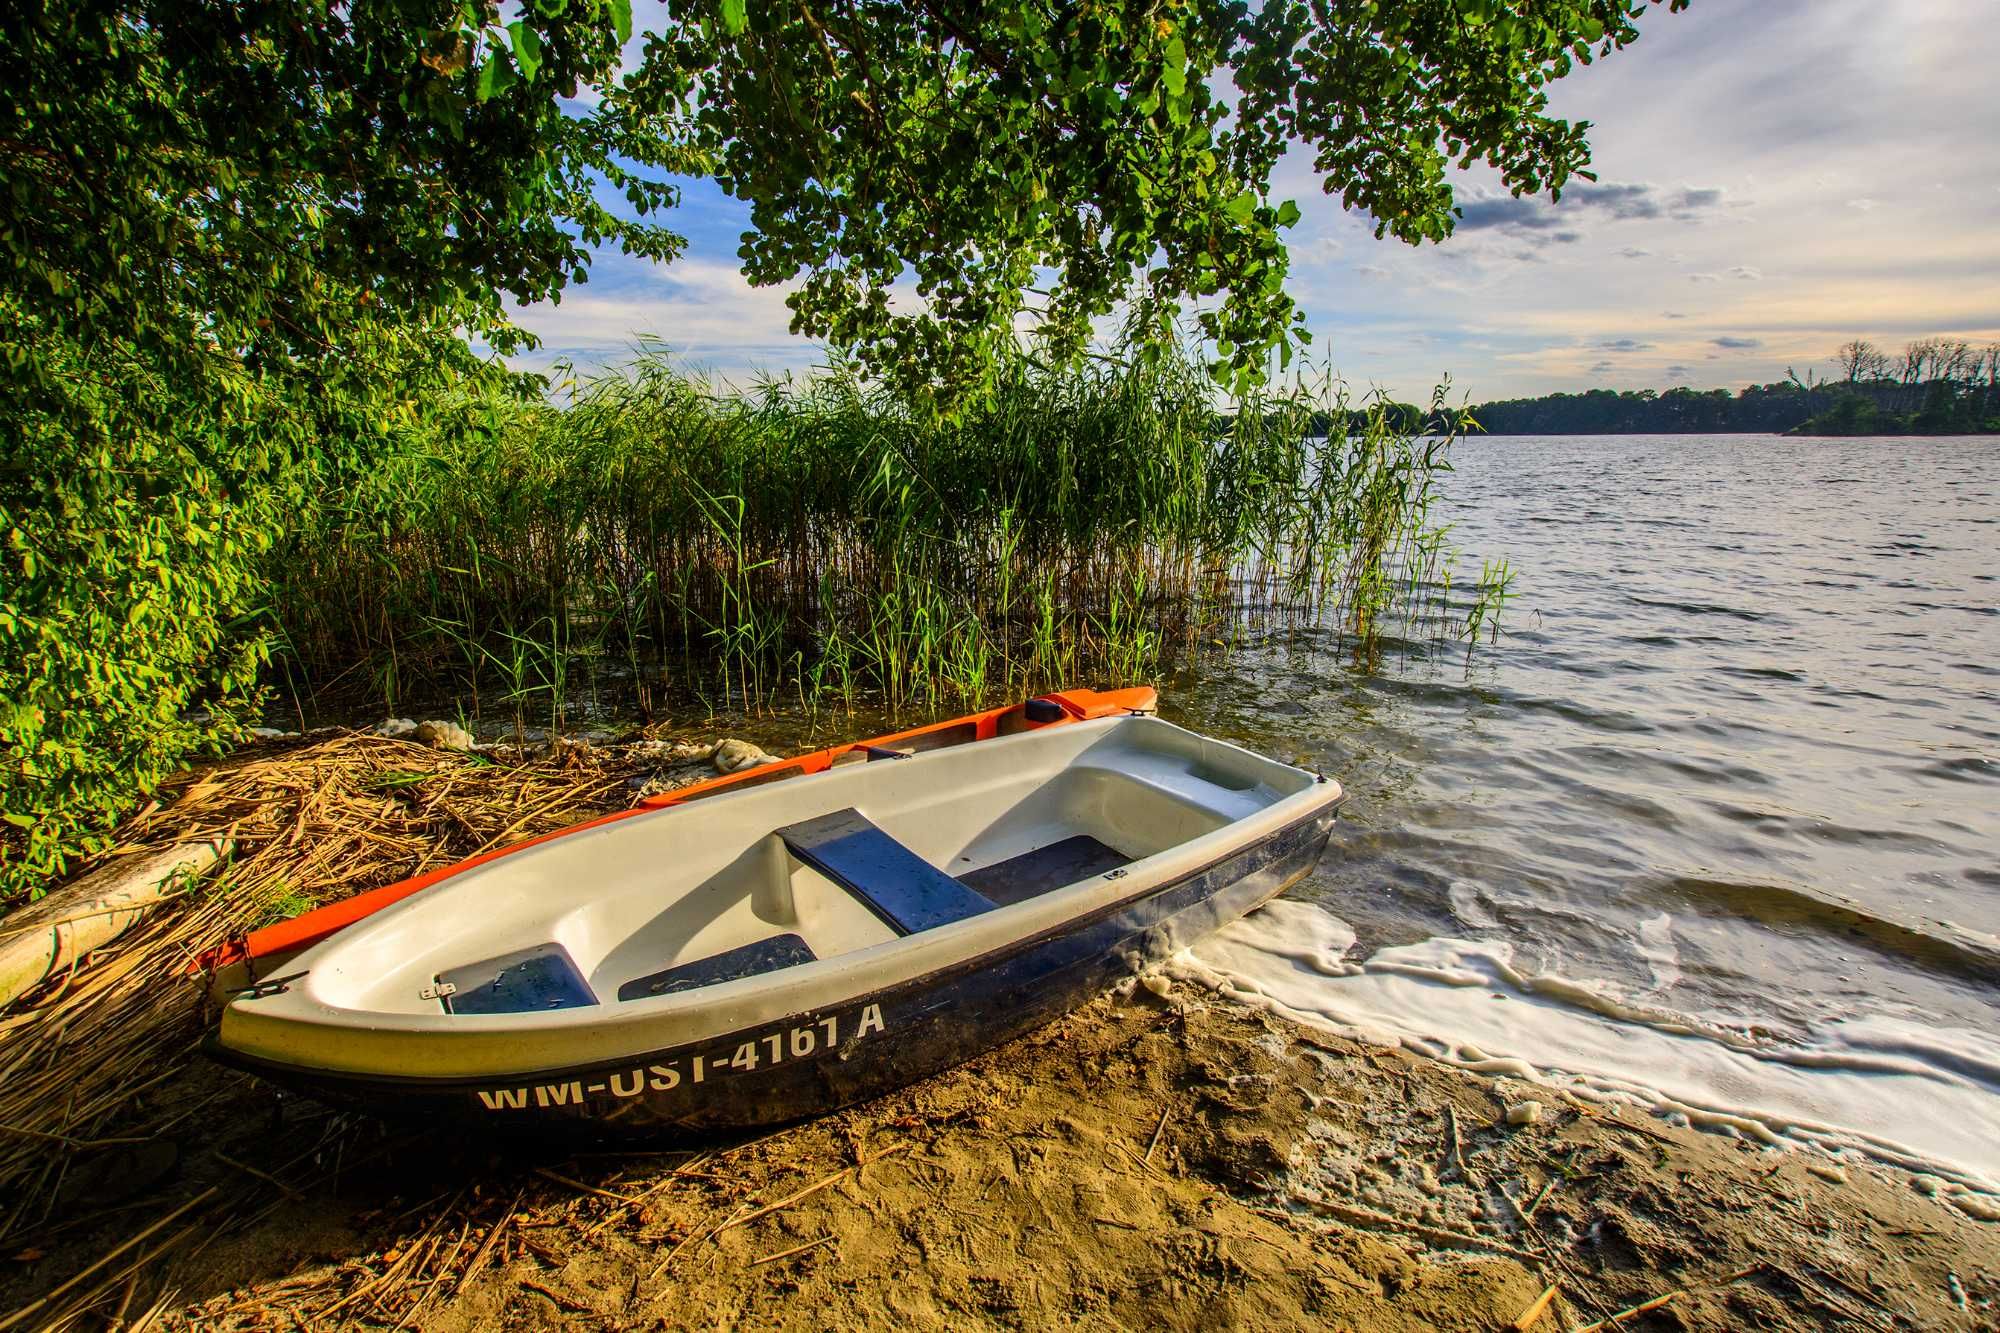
[1,0,692,894]
[2,0,1675,895]
[630,0,1685,398]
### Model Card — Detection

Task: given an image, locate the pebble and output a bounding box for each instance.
[411,720,474,751]
[1504,1100,1544,1128]
[1805,1161,1847,1186]
[1949,1192,2000,1222]
[711,738,778,774]
[1912,1174,1945,1197]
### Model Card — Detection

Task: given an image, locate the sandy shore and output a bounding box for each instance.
[2,729,1995,1329]
[5,989,1994,1329]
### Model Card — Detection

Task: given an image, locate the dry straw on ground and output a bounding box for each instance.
[0,733,648,1260]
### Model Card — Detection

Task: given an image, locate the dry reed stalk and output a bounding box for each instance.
[713,1143,908,1237]
[1511,1284,1560,1331]
[1143,1105,1171,1165]
[451,1187,526,1298]
[1263,1198,1541,1265]
[0,1188,217,1331]
[1572,1289,1682,1332]
[749,1234,834,1267]
[0,731,653,1314]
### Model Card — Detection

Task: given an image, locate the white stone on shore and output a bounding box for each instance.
[412,720,475,751]
[1949,1191,2000,1222]
[712,738,777,774]
[1504,1100,1544,1127]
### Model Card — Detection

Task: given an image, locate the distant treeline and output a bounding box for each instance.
[1466,337,2000,436]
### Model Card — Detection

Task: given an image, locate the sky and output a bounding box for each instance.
[508,0,2000,403]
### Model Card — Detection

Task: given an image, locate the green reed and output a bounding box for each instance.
[270,347,1496,721]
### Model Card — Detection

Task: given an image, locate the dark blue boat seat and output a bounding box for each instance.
[617,933,817,1001]
[777,808,996,935]
[440,942,596,1014]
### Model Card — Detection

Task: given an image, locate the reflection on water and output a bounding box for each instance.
[1167,433,2000,1180]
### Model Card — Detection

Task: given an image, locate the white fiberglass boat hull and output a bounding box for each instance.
[210,717,1342,1133]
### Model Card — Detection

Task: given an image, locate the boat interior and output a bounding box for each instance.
[308,718,1319,1018]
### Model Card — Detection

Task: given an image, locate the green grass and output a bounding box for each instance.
[271,348,1493,723]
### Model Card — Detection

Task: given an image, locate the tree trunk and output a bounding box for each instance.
[0,841,228,1009]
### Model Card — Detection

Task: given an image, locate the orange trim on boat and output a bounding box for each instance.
[192,688,1155,983]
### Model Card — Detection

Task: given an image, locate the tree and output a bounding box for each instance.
[1835,338,1888,383]
[2,0,691,894]
[630,0,1688,397]
[3,0,1686,894]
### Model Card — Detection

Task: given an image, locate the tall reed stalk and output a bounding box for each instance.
[271,347,1486,720]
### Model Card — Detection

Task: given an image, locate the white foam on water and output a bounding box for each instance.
[1446,879,1501,931]
[1174,899,2000,1198]
[1634,912,1681,995]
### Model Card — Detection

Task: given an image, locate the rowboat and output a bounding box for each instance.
[207,713,1342,1133]
[198,688,1156,994]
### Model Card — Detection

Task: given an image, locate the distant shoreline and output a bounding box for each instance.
[1466,364,1998,437]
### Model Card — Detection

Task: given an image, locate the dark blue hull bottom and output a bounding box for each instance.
[209,806,1338,1136]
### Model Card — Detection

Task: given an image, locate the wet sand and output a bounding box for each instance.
[5,990,1994,1330]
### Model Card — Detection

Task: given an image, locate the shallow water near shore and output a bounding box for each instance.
[1169,433,2000,1191]
[278,431,1999,1192]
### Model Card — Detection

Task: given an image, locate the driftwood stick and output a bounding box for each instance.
[0,842,226,1009]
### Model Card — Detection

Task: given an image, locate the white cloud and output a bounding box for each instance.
[517,0,2000,401]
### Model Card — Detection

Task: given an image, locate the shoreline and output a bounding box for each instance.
[4,993,1994,1329]
[1,728,1994,1328]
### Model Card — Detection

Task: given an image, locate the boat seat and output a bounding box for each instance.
[960,834,1130,907]
[440,942,596,1014]
[617,933,817,1002]
[777,808,996,935]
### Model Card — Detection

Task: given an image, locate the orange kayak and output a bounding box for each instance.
[197,688,1156,991]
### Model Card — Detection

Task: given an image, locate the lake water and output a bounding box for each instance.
[1168,434,2000,1194]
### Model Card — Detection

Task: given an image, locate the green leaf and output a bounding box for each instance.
[508,22,542,81]
[608,0,633,45]
[1161,36,1186,99]
[1275,199,1302,228]
[475,54,516,102]
[1224,191,1256,223]
[720,0,748,36]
